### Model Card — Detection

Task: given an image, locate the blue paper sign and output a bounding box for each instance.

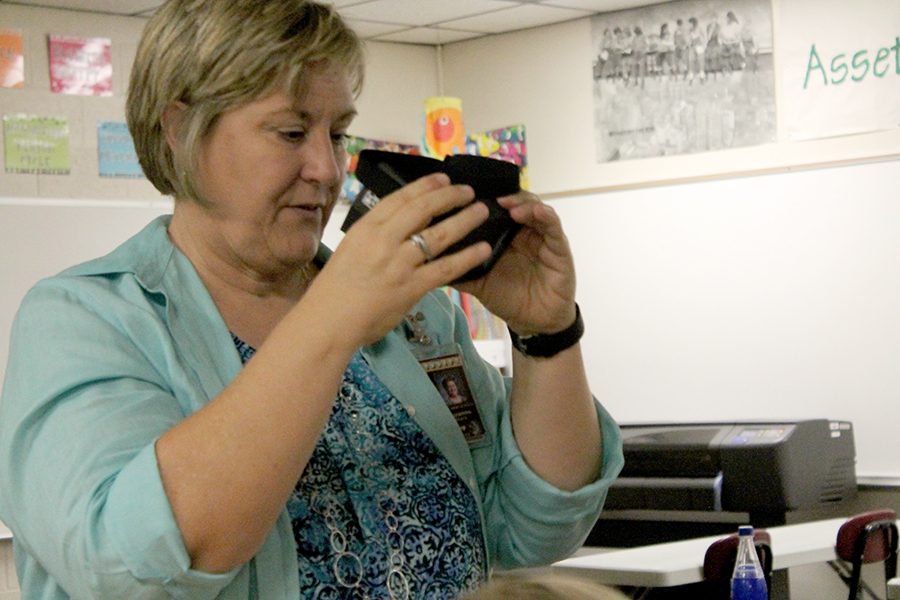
[97,121,143,178]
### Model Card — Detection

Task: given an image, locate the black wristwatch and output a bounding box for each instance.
[508,303,584,358]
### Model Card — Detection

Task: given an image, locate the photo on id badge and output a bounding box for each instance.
[421,350,487,446]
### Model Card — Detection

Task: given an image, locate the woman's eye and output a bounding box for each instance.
[331,133,349,148]
[279,129,306,143]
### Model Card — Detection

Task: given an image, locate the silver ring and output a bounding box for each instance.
[409,232,433,262]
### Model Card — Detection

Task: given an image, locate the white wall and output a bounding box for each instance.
[553,158,900,480]
[353,41,437,143]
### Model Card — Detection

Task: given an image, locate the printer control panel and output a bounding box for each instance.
[722,424,795,446]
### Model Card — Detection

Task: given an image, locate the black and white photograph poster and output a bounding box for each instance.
[591,0,775,162]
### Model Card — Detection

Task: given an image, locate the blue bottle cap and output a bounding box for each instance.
[738,525,754,535]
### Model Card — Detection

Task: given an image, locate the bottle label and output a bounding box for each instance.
[731,577,768,600]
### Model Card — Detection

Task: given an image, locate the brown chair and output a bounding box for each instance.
[703,529,773,598]
[833,509,898,600]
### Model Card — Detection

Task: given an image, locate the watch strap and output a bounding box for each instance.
[508,303,584,358]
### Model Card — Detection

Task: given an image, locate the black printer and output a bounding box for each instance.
[590,419,857,546]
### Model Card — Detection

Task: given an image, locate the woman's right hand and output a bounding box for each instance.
[308,172,493,347]
[153,177,493,574]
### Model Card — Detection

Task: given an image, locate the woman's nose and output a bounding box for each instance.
[300,129,343,185]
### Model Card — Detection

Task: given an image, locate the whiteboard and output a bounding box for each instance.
[551,158,900,480]
[2,158,900,479]
[0,199,173,391]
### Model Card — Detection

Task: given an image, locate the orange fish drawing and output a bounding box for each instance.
[423,96,465,158]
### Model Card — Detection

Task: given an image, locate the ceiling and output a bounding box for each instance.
[0,0,667,45]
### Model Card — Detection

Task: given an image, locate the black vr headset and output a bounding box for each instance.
[341,149,522,283]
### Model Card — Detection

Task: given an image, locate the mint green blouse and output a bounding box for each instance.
[0,216,623,599]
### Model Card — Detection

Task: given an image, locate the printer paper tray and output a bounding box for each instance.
[606,474,723,511]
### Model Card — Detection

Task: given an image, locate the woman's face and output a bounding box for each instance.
[191,61,356,278]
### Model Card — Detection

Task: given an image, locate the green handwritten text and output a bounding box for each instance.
[804,37,900,88]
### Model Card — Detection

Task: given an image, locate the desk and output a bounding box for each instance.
[553,517,848,597]
[888,577,900,600]
[0,521,17,599]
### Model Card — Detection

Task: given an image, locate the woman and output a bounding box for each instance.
[656,22,676,78]
[719,11,744,72]
[688,16,709,82]
[441,377,467,406]
[0,1,623,599]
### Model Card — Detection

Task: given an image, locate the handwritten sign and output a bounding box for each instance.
[3,114,70,175]
[98,121,143,178]
[780,0,900,140]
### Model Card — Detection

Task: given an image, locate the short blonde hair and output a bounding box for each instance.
[126,0,365,200]
[461,573,631,600]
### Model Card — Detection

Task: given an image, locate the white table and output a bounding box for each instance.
[888,577,900,600]
[0,521,17,598]
[553,517,849,595]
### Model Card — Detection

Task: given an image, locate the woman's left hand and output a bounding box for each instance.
[460,192,603,493]
[455,191,577,336]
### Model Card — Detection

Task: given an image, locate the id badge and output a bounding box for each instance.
[415,343,489,448]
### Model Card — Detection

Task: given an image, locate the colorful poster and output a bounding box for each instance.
[48,35,112,96]
[452,124,531,340]
[422,96,465,159]
[443,286,506,341]
[3,114,70,174]
[780,0,900,140]
[590,0,776,161]
[98,121,143,178]
[465,124,530,190]
[340,135,420,204]
[0,29,24,89]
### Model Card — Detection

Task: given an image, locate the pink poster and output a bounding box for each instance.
[48,35,112,96]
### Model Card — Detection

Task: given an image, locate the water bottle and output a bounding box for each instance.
[730,525,768,600]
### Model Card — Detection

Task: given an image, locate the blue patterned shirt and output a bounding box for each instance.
[233,335,487,599]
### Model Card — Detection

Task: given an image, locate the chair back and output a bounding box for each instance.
[835,509,898,600]
[703,529,773,597]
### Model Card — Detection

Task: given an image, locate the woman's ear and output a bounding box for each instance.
[161,102,188,151]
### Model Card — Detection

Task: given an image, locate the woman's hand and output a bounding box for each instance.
[310,173,493,347]
[455,191,577,336]
[456,192,602,492]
